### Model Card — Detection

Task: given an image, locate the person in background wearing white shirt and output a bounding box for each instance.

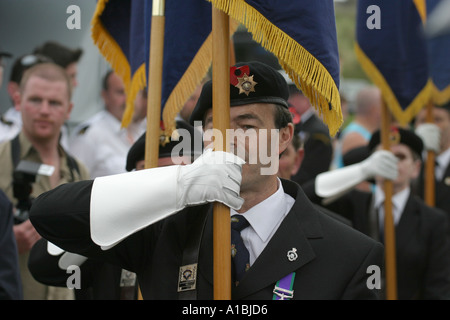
[69,70,146,178]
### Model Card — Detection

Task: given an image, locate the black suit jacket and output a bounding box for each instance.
[292,114,333,186]
[304,185,450,300]
[29,179,383,300]
[394,194,450,299]
[417,161,450,219]
[28,238,134,300]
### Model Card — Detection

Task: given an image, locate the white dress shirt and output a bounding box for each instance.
[374,185,410,229]
[0,107,21,144]
[230,178,295,266]
[69,110,146,178]
[436,147,450,182]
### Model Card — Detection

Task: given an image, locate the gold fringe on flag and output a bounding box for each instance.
[431,82,450,106]
[121,64,147,128]
[91,0,147,129]
[355,42,432,126]
[413,0,427,24]
[92,0,239,139]
[208,0,343,137]
[161,18,239,139]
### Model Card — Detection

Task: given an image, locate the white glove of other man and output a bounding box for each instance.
[316,149,398,199]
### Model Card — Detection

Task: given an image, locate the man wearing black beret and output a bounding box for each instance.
[310,126,450,299]
[29,61,383,299]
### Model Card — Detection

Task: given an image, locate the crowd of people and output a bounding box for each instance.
[1,41,450,300]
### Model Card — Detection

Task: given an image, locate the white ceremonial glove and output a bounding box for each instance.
[415,123,441,153]
[177,149,245,209]
[359,149,399,180]
[90,149,245,249]
[316,150,398,198]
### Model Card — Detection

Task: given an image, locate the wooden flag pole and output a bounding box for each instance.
[212,6,232,300]
[137,0,165,300]
[380,99,397,300]
[425,101,435,207]
[144,0,165,170]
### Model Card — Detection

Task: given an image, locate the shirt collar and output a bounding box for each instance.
[437,147,450,170]
[374,185,410,225]
[231,178,292,243]
[18,131,34,158]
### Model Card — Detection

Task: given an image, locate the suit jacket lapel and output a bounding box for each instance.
[394,194,419,259]
[436,163,450,196]
[197,180,323,299]
[232,182,323,299]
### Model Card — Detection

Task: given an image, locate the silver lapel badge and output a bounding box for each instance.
[287,248,298,261]
[445,177,450,186]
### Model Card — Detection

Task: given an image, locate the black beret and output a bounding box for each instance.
[368,126,423,159]
[10,54,53,83]
[342,145,375,184]
[342,146,370,167]
[0,49,11,58]
[189,61,289,125]
[126,121,203,171]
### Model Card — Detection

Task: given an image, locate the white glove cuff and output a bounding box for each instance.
[90,166,180,249]
[47,241,65,256]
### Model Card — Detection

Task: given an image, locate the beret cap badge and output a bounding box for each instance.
[388,127,401,146]
[230,65,257,96]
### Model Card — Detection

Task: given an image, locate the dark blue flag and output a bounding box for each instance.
[91,0,238,136]
[427,0,450,105]
[208,0,343,136]
[355,0,432,125]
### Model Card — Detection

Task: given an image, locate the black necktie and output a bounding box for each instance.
[231,215,250,286]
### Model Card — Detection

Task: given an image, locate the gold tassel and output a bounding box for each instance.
[207,0,343,137]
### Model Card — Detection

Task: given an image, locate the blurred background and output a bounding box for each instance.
[0,0,367,130]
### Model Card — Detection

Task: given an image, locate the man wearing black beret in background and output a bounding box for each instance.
[29,61,383,300]
[33,41,83,89]
[288,85,333,188]
[308,126,450,299]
